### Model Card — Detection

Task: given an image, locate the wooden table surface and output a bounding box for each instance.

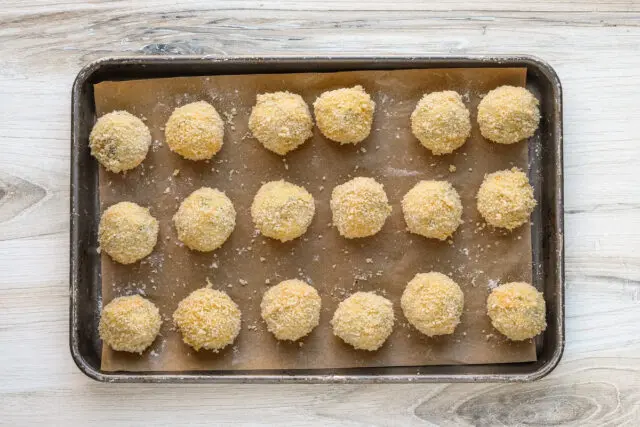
[1,1,639,425]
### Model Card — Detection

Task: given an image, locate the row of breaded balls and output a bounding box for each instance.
[93,84,546,356]
[89,84,540,173]
[100,168,535,266]
[100,275,546,354]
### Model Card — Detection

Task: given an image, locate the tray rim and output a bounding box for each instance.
[70,54,564,384]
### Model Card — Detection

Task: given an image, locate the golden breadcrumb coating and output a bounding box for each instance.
[476,168,536,230]
[261,279,321,341]
[477,85,540,144]
[89,110,151,173]
[173,187,236,252]
[487,282,546,341]
[165,101,224,161]
[331,291,395,351]
[330,177,391,238]
[401,272,464,336]
[248,91,313,155]
[251,180,315,242]
[313,85,375,144]
[98,201,158,264]
[402,180,463,240]
[99,295,162,353]
[173,287,241,351]
[410,90,471,155]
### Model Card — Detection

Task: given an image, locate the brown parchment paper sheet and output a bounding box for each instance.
[94,67,536,372]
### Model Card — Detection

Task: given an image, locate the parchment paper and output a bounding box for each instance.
[94,67,536,372]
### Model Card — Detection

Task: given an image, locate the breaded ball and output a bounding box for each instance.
[313,85,375,144]
[89,111,151,173]
[401,272,464,336]
[477,168,536,230]
[260,279,321,341]
[487,282,546,341]
[410,91,471,155]
[251,180,315,242]
[173,187,236,252]
[402,180,463,240]
[477,85,540,144]
[98,202,159,264]
[331,292,395,351]
[165,101,224,160]
[330,177,392,238]
[248,92,313,155]
[173,287,241,351]
[99,295,162,353]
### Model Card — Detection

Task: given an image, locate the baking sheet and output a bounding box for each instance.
[94,67,535,372]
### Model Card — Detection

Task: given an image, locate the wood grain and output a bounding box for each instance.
[0,0,639,425]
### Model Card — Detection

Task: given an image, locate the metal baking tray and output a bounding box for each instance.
[70,56,563,383]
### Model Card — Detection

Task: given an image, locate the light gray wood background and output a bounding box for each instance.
[1,1,639,425]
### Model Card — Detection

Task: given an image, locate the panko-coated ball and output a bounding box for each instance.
[402,180,463,240]
[410,91,471,155]
[248,91,313,155]
[401,272,464,336]
[251,180,315,242]
[89,111,151,173]
[331,292,395,351]
[173,187,236,252]
[173,287,241,351]
[330,177,392,238]
[313,85,375,144]
[477,85,540,144]
[165,101,224,161]
[261,279,321,341]
[98,202,159,264]
[487,282,546,341]
[99,295,162,353]
[476,168,536,230]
